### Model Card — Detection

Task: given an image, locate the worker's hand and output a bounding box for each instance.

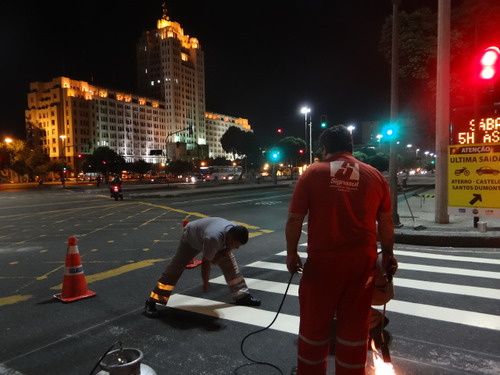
[382,253,398,282]
[286,251,303,274]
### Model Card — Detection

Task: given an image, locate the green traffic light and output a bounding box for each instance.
[321,122,327,128]
[269,148,281,162]
[381,122,399,141]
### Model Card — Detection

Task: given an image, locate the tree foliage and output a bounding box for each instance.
[83,147,126,175]
[277,136,307,165]
[220,126,261,171]
[128,159,151,176]
[1,139,52,180]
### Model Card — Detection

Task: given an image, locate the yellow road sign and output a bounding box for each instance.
[448,144,500,218]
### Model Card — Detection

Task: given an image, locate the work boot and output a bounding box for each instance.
[235,294,261,306]
[144,299,159,318]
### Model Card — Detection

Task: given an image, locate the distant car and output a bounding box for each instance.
[151,176,169,183]
[476,166,499,175]
[185,174,206,183]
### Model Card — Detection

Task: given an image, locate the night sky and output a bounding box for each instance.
[1,0,436,141]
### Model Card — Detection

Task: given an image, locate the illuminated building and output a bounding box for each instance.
[25,6,252,173]
[136,6,207,158]
[205,113,252,159]
[25,77,166,168]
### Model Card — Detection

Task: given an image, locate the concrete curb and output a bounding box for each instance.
[395,230,500,248]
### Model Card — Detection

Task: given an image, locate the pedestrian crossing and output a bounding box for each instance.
[167,246,500,333]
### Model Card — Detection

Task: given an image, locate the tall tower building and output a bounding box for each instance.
[137,6,207,160]
[25,6,252,176]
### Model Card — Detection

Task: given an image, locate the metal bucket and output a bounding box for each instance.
[478,222,488,233]
[99,348,143,375]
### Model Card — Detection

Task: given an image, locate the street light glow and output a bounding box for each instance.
[300,106,312,165]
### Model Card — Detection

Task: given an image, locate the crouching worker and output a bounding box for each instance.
[144,217,261,318]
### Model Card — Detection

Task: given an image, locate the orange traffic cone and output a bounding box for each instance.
[183,219,202,269]
[54,237,96,302]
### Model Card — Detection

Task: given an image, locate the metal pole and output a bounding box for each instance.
[389,0,401,227]
[304,113,308,161]
[309,118,313,164]
[435,0,450,223]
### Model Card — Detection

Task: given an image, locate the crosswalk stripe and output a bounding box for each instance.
[167,250,500,333]
[167,294,299,334]
[211,276,299,296]
[247,260,287,271]
[394,250,500,265]
[277,249,500,266]
[212,275,500,301]
[386,300,500,330]
[397,263,500,279]
[273,251,500,279]
[395,278,500,300]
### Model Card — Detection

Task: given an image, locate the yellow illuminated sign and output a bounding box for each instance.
[448,144,500,218]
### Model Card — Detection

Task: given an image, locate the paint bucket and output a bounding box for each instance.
[478,222,487,233]
[98,348,144,375]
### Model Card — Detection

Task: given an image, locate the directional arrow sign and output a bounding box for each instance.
[469,194,482,206]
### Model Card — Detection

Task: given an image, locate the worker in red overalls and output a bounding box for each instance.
[286,125,397,375]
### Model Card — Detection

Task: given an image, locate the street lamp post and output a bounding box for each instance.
[300,107,312,164]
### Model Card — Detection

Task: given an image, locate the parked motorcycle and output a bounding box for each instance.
[110,185,123,201]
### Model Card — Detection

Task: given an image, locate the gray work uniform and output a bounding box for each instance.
[149,217,250,305]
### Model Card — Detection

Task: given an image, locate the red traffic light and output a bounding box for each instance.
[277,128,283,134]
[479,46,500,80]
[299,149,304,154]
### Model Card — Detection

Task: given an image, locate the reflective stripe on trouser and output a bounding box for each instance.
[218,251,249,300]
[150,237,199,305]
[297,252,376,375]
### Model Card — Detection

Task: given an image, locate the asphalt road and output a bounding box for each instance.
[0,184,499,375]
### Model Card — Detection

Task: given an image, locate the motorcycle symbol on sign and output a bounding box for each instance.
[455,167,470,176]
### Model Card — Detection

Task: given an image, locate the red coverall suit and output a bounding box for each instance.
[288,152,392,375]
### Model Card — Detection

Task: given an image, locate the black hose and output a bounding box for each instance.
[235,272,296,374]
[88,340,122,375]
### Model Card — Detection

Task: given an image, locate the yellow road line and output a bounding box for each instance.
[50,258,166,290]
[0,202,137,219]
[137,202,274,236]
[0,295,33,306]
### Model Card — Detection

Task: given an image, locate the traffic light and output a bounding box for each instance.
[62,167,67,174]
[277,128,283,134]
[298,149,304,154]
[269,148,281,162]
[320,114,327,128]
[380,122,399,142]
[479,46,499,80]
